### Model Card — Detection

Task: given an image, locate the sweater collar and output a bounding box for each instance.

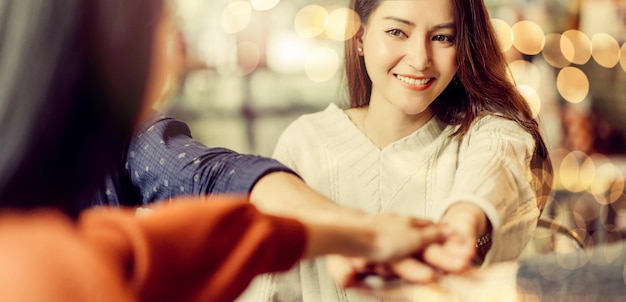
[324,103,449,152]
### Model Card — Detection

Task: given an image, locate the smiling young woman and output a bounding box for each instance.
[238,0,553,301]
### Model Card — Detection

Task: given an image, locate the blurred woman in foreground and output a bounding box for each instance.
[0,0,448,301]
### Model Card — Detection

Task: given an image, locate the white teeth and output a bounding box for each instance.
[396,74,430,85]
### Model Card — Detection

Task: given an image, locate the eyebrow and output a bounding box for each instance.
[382,16,455,30]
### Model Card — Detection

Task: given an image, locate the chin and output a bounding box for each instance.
[399,103,433,116]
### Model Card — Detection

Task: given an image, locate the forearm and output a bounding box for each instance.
[249,171,366,225]
[81,197,307,302]
[301,221,373,259]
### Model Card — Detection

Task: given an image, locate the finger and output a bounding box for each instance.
[423,232,475,270]
[409,217,436,227]
[423,243,473,273]
[350,257,372,271]
[390,258,436,283]
[443,234,475,257]
[371,263,396,278]
[407,224,448,251]
[326,255,360,288]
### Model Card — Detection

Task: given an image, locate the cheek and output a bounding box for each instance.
[435,50,458,73]
[363,41,399,76]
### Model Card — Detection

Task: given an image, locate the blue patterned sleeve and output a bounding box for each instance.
[92,112,297,207]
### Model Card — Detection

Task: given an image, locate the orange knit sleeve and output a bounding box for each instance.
[79,196,307,302]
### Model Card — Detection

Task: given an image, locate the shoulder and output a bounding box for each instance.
[132,110,191,142]
[472,114,521,128]
[281,103,346,135]
[463,115,536,154]
[470,115,532,138]
[301,103,346,122]
[274,103,350,160]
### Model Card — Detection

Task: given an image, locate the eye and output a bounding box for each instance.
[432,34,455,44]
[385,28,408,38]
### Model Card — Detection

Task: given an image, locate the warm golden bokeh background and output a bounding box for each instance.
[162,0,626,254]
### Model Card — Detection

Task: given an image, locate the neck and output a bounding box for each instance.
[362,103,433,149]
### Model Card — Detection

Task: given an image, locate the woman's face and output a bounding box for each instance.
[359,0,458,117]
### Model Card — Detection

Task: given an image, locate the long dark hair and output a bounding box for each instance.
[0,0,162,217]
[345,0,553,210]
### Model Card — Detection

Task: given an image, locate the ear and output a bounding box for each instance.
[355,25,365,56]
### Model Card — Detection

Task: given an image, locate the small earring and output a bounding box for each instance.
[357,47,363,53]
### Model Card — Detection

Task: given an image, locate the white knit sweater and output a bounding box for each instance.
[238,103,540,302]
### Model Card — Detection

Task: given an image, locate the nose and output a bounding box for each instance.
[406,40,432,71]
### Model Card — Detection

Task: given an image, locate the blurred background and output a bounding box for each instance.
[163,0,626,254]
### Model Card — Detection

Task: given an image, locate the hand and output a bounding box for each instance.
[326,217,454,291]
[341,261,520,302]
[421,231,475,273]
[302,215,448,263]
[421,202,489,272]
[359,214,449,262]
[326,255,441,290]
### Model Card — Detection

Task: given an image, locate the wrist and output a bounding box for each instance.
[441,202,488,237]
[302,219,374,259]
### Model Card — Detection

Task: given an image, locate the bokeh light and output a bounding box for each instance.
[594,236,625,265]
[572,192,601,223]
[509,60,541,90]
[619,43,626,71]
[542,33,573,68]
[511,20,545,55]
[621,43,626,72]
[590,161,620,197]
[557,67,589,104]
[221,1,252,34]
[508,58,542,117]
[562,30,592,65]
[305,47,340,82]
[590,155,622,200]
[294,5,328,38]
[608,176,626,205]
[325,8,360,41]
[266,31,310,74]
[229,41,261,76]
[491,18,513,52]
[591,33,621,68]
[250,0,280,11]
[579,155,597,192]
[517,85,541,118]
[559,151,591,192]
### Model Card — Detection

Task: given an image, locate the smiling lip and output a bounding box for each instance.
[395,74,434,91]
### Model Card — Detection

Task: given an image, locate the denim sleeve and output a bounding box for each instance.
[517,241,626,301]
[93,112,297,207]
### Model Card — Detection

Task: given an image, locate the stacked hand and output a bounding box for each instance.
[328,260,519,302]
[326,202,491,301]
